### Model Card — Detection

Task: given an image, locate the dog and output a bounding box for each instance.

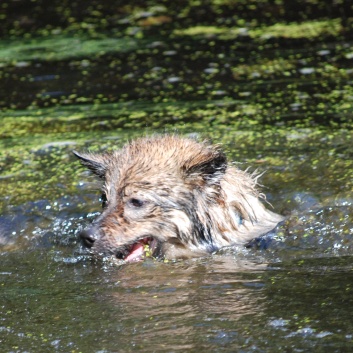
[74,135,283,262]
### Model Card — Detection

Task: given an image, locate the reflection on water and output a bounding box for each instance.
[1,249,353,352]
[1,0,353,352]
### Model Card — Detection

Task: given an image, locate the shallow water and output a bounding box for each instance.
[1,1,353,352]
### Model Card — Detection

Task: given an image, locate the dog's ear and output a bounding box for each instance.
[183,146,227,186]
[73,151,108,178]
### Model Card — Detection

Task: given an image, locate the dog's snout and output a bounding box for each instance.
[79,228,98,248]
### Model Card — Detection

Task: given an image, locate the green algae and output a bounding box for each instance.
[1,114,353,210]
[0,0,352,213]
[0,34,142,65]
[231,58,296,80]
[250,19,343,39]
[174,19,343,40]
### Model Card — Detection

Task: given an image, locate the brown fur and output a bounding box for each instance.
[74,135,283,261]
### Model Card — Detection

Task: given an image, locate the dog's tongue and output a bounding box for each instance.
[124,241,145,262]
[124,238,157,262]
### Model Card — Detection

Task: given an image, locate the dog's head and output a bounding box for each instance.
[74,135,283,262]
[74,135,229,261]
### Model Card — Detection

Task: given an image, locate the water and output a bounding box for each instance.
[2,250,353,352]
[1,0,353,352]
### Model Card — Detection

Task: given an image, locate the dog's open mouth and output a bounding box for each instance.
[116,237,158,262]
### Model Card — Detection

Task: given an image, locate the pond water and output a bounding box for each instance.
[1,0,353,352]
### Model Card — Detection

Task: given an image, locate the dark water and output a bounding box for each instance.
[1,1,353,352]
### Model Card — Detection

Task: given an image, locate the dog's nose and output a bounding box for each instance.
[79,228,97,248]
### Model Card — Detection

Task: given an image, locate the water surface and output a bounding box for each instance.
[1,1,353,352]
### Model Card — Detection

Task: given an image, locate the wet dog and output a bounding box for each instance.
[74,135,283,262]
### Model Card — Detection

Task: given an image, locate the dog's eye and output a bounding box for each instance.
[100,193,108,209]
[128,198,145,208]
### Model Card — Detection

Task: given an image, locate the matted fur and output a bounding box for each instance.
[74,135,283,261]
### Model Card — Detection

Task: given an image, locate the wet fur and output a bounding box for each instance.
[74,135,283,260]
